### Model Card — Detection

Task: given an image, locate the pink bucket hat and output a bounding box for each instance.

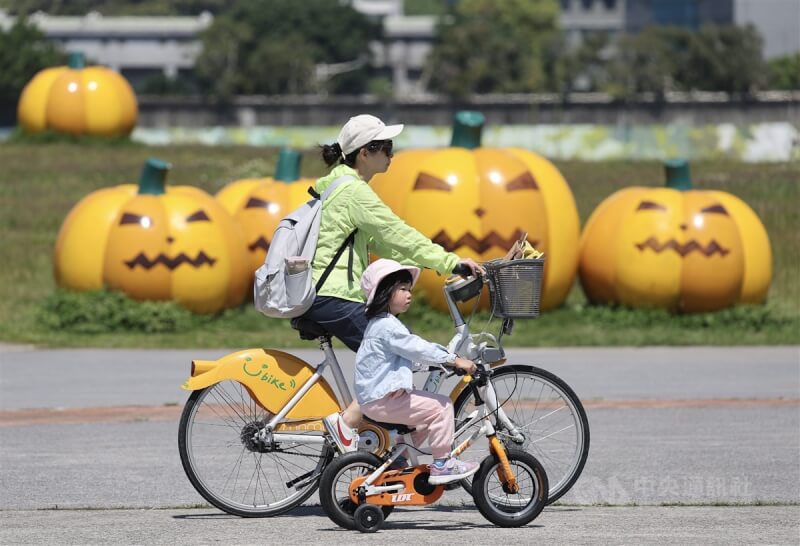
[361,259,421,306]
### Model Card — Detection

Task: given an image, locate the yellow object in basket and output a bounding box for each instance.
[522,240,544,259]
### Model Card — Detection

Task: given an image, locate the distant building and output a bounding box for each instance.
[624,0,734,31]
[0,9,211,88]
[0,0,797,97]
[561,0,800,59]
[559,0,626,48]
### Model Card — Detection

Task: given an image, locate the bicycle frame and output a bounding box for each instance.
[181,271,523,458]
[271,272,525,447]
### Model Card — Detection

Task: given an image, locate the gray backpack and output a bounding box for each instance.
[254,176,357,318]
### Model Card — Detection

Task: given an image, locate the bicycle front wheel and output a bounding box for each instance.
[472,448,548,527]
[178,380,333,517]
[453,364,589,504]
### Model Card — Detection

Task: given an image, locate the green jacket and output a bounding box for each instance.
[312,164,459,302]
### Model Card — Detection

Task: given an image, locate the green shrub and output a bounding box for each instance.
[569,302,790,331]
[6,128,140,147]
[38,289,196,334]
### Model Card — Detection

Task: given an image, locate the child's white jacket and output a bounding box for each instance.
[355,313,455,405]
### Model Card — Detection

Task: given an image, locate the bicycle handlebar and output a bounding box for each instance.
[451,263,475,278]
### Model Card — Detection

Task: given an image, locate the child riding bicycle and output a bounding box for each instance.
[354,259,479,484]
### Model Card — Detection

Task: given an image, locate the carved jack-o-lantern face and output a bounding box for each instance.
[54,161,249,314]
[408,148,545,255]
[579,169,773,313]
[370,146,580,311]
[215,149,314,276]
[116,208,216,271]
[216,177,312,274]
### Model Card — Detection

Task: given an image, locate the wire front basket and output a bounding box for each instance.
[485,258,545,319]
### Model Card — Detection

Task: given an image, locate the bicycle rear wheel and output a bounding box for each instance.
[318,451,393,530]
[453,364,589,504]
[179,380,333,517]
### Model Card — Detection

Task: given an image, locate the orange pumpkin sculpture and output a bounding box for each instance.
[18,52,137,137]
[370,111,580,311]
[579,160,772,313]
[54,159,249,314]
[216,149,315,276]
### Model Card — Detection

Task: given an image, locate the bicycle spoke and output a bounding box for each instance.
[181,380,329,515]
[453,366,588,504]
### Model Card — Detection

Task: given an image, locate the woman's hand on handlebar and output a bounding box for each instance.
[453,357,477,376]
[453,258,485,278]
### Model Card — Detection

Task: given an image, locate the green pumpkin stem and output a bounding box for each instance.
[137,158,171,195]
[450,111,485,149]
[664,159,692,191]
[67,52,86,69]
[274,149,301,182]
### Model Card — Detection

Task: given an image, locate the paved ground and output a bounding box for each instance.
[1,345,798,544]
[2,505,798,545]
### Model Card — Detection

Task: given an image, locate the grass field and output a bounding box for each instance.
[0,142,797,348]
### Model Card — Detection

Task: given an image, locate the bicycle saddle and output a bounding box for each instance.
[362,415,416,435]
[290,317,331,340]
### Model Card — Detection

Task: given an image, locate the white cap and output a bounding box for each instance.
[337,114,404,155]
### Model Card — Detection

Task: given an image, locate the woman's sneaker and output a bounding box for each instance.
[428,457,479,485]
[322,412,359,453]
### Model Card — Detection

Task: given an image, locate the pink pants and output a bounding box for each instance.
[361,389,455,459]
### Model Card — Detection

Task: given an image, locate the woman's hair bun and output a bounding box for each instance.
[321,142,343,167]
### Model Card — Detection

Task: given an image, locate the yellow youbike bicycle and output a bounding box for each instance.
[178,259,589,517]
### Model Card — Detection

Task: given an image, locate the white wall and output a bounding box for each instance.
[735,0,800,58]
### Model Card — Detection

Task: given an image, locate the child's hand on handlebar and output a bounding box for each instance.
[454,357,477,376]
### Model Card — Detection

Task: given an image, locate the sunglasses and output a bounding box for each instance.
[365,140,393,156]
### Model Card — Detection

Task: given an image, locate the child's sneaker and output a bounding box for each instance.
[427,457,479,485]
[322,412,359,453]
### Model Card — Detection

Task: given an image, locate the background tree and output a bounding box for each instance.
[193,16,250,100]
[767,53,800,90]
[0,16,64,100]
[424,0,559,98]
[241,33,316,95]
[680,24,766,93]
[544,31,612,96]
[194,0,380,98]
[605,27,689,100]
[605,25,766,100]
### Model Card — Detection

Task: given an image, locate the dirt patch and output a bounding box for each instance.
[0,405,182,427]
[1,398,797,427]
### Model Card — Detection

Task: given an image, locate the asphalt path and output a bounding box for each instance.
[1,344,798,544]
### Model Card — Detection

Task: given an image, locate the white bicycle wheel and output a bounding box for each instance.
[179,380,333,517]
[453,364,589,504]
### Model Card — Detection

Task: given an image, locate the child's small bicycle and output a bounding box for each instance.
[319,363,549,532]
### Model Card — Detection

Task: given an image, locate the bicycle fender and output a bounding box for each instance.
[448,359,506,403]
[181,348,341,418]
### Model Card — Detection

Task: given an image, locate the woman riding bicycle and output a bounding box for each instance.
[300,114,482,451]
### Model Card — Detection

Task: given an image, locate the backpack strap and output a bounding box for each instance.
[315,229,357,292]
[312,175,360,292]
